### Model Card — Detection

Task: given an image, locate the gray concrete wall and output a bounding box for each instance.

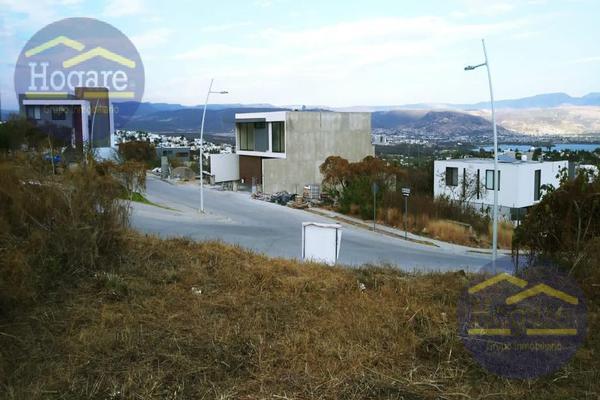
[262,111,373,194]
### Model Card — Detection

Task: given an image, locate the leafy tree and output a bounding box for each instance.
[117,141,157,167]
[0,116,46,151]
[514,169,600,275]
[320,156,399,218]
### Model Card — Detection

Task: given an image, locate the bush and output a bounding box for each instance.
[0,153,129,315]
[118,140,157,167]
[0,116,47,151]
[514,170,600,275]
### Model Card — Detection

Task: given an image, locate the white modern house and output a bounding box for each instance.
[18,87,116,158]
[434,156,568,219]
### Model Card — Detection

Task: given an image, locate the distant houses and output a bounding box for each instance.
[434,155,568,220]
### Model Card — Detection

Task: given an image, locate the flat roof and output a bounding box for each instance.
[22,99,90,106]
[436,157,566,165]
[235,110,371,121]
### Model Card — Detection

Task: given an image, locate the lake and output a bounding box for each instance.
[476,143,600,152]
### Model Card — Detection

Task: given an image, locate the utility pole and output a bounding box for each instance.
[199,78,228,213]
[465,38,499,271]
[372,182,378,232]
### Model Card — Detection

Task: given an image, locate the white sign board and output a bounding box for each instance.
[210,153,240,183]
[302,222,342,265]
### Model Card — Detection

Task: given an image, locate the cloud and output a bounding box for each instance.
[0,0,83,27]
[175,44,267,60]
[571,56,600,64]
[170,15,531,89]
[102,0,145,17]
[253,0,283,7]
[201,22,252,33]
[130,28,173,50]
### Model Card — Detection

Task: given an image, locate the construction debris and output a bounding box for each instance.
[252,186,323,209]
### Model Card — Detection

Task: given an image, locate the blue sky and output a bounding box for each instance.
[0,0,598,109]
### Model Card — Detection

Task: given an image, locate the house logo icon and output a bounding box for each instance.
[457,268,587,379]
[14,17,145,124]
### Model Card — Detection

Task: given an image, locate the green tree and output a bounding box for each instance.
[0,116,45,151]
[117,141,157,167]
[514,169,600,275]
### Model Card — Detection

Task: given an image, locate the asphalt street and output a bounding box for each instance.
[130,176,513,272]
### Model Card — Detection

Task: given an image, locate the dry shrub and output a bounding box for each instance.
[0,154,128,314]
[494,221,514,249]
[425,220,473,245]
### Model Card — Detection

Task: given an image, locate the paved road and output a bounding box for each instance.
[130,176,512,272]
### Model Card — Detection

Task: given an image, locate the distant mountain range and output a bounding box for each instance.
[115,103,288,134]
[3,92,599,136]
[333,92,600,112]
[370,110,514,137]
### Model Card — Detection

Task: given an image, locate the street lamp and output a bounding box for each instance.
[199,78,228,213]
[465,38,499,269]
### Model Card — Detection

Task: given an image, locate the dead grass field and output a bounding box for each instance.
[1,233,598,399]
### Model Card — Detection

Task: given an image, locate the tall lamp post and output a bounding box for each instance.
[199,78,228,213]
[465,38,498,269]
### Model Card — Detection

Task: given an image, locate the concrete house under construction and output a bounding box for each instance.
[234,111,374,194]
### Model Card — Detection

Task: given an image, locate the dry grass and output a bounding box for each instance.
[0,154,596,399]
[378,206,515,249]
[494,221,514,249]
[0,234,598,399]
[424,220,473,246]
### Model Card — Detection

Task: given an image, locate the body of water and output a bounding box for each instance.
[476,143,600,152]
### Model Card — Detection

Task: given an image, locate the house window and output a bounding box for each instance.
[272,121,285,153]
[485,169,501,190]
[534,169,541,201]
[238,123,255,151]
[51,107,66,120]
[445,167,458,186]
[254,121,266,130]
[176,152,188,158]
[26,106,41,120]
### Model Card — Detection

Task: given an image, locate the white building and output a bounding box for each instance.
[434,156,568,219]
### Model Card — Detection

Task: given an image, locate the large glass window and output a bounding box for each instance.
[534,169,541,201]
[486,169,501,190]
[26,106,41,120]
[272,121,285,153]
[445,167,458,186]
[238,123,255,151]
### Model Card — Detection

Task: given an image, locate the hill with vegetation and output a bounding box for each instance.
[0,149,598,399]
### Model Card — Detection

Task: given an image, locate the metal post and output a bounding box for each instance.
[373,188,376,232]
[90,98,100,152]
[199,78,214,213]
[482,39,499,271]
[404,195,408,240]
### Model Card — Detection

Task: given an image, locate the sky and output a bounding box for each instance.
[0,0,598,109]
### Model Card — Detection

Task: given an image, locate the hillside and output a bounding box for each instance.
[115,104,518,138]
[117,106,289,133]
[1,155,598,399]
[2,234,598,399]
[372,110,515,137]
[468,106,600,136]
